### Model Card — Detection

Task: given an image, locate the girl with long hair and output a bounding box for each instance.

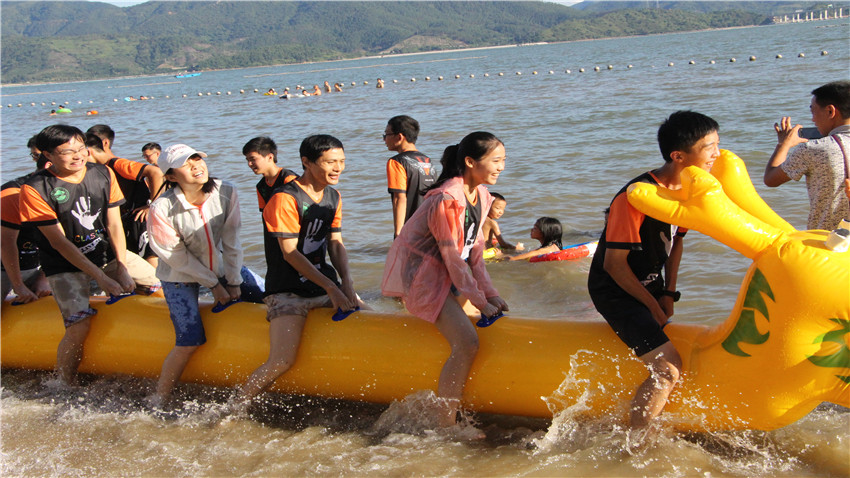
[506,217,564,261]
[382,131,509,427]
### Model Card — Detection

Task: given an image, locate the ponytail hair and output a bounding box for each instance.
[429,131,503,191]
[535,217,563,249]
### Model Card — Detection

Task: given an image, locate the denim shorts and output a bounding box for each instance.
[162,280,205,346]
[163,266,266,346]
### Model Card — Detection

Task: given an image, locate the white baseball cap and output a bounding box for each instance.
[159,144,207,172]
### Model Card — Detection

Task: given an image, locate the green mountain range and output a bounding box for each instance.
[0,1,829,84]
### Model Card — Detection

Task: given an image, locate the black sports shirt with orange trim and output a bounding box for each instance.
[106,157,150,215]
[256,168,298,211]
[587,171,687,300]
[19,163,124,275]
[1,174,40,271]
[262,180,342,297]
[386,151,436,222]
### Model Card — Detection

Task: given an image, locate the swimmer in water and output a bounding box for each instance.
[505,217,562,261]
[481,192,524,252]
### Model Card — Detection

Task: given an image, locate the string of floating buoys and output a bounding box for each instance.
[4,49,835,108]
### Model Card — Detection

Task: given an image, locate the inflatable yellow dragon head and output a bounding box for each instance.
[627,150,849,430]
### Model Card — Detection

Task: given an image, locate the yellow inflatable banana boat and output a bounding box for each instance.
[2,151,847,431]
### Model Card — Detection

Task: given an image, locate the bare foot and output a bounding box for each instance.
[224,394,251,417]
[143,393,167,411]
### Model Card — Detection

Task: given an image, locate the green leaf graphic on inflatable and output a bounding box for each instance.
[807,318,850,382]
[722,268,772,357]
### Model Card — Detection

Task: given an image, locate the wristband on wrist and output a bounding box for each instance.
[662,290,681,302]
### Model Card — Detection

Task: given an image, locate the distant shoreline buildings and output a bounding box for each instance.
[773,7,846,23]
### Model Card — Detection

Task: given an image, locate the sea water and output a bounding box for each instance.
[1,20,848,476]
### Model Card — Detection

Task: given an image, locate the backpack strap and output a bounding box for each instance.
[831,134,850,218]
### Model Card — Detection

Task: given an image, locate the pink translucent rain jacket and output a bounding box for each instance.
[381,176,499,323]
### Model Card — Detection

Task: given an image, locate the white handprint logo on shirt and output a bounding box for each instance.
[302,218,326,255]
[70,196,101,230]
[460,222,476,260]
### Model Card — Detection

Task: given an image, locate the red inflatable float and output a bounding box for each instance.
[528,241,598,263]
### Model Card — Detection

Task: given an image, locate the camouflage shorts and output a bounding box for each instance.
[263,292,332,321]
[47,272,97,327]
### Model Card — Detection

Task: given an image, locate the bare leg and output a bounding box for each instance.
[153,345,199,401]
[236,314,307,403]
[432,294,479,425]
[55,318,91,385]
[630,341,681,428]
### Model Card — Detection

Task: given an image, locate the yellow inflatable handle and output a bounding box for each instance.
[712,149,795,232]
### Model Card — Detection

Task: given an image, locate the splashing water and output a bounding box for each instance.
[370,390,486,441]
[2,368,848,476]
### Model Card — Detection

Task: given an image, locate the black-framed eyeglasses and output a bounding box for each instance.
[29,152,40,160]
[382,132,398,140]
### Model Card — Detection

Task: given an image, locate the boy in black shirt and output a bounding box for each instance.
[588,111,720,429]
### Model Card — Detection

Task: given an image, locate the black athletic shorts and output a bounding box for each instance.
[590,291,670,357]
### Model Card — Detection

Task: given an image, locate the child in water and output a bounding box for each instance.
[146,144,264,406]
[505,217,563,261]
[382,131,509,429]
[481,192,524,251]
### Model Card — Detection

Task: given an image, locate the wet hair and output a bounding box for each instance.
[490,192,506,202]
[142,142,161,153]
[161,153,218,195]
[534,217,563,249]
[86,124,115,146]
[35,124,86,153]
[657,111,719,163]
[430,131,503,190]
[387,115,420,144]
[299,134,344,165]
[812,81,850,119]
[242,136,278,163]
